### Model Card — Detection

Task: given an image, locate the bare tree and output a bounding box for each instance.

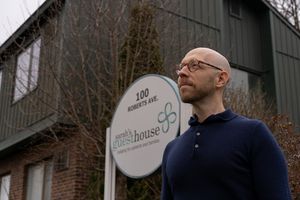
[267,0,300,30]
[0,0,216,199]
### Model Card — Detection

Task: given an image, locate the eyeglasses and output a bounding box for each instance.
[175,59,223,74]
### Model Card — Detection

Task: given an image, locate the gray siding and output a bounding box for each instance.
[160,0,222,65]
[271,12,300,124]
[223,0,263,72]
[0,25,58,142]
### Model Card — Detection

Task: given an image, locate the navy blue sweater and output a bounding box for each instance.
[161,109,292,200]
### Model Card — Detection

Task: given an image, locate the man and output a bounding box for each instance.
[161,47,292,200]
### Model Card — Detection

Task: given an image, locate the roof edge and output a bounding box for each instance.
[0,0,63,55]
[260,0,300,37]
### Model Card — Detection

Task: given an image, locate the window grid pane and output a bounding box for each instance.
[26,164,44,200]
[43,162,53,200]
[229,67,249,92]
[0,174,11,200]
[14,37,41,102]
[26,161,53,200]
[0,70,3,94]
[30,38,41,90]
[14,48,31,101]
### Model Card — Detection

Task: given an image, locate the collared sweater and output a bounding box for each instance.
[161,109,292,200]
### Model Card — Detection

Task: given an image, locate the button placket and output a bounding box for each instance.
[195,129,201,149]
[192,124,203,154]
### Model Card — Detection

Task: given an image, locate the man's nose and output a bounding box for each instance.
[178,64,190,77]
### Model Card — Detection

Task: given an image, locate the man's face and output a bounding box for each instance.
[177,51,217,104]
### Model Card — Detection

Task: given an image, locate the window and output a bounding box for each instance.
[26,161,53,200]
[230,0,242,19]
[228,67,261,92]
[0,174,11,200]
[14,38,41,102]
[53,149,69,172]
[44,19,57,44]
[0,69,3,94]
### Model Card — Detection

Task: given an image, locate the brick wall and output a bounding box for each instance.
[0,136,96,200]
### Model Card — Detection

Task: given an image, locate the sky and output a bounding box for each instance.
[0,0,46,46]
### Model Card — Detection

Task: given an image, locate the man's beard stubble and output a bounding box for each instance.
[179,85,213,104]
[179,76,215,104]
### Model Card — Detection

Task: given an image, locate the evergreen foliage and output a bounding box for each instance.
[118,2,165,199]
[118,2,164,93]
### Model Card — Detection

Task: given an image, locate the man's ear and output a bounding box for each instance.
[216,71,229,88]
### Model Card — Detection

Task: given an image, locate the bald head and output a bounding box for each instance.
[182,47,231,79]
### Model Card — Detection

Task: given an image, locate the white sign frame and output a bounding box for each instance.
[104,103,192,199]
[110,74,181,179]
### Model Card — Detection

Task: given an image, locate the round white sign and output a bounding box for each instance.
[110,74,180,179]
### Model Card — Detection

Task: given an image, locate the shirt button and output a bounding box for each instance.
[195,144,199,148]
[197,132,200,136]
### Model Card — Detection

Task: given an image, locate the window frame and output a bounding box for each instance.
[26,160,53,200]
[53,149,70,172]
[13,37,41,103]
[0,68,3,95]
[0,173,11,200]
[230,0,242,19]
[229,67,261,92]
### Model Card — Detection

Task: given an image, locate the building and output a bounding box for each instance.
[0,0,97,199]
[0,0,299,199]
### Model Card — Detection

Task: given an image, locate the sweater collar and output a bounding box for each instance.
[188,108,237,126]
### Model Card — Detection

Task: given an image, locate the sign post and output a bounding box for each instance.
[104,128,116,200]
[104,75,192,199]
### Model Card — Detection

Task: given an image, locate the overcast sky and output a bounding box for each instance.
[0,0,46,46]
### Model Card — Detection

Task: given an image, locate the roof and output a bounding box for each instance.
[0,0,62,56]
[0,0,299,56]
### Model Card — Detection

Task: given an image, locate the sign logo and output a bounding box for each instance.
[158,102,177,133]
[110,74,180,179]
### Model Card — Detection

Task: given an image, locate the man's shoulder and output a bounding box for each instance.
[231,113,263,126]
[230,113,272,137]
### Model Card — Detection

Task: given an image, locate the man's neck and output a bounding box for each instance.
[192,98,225,123]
